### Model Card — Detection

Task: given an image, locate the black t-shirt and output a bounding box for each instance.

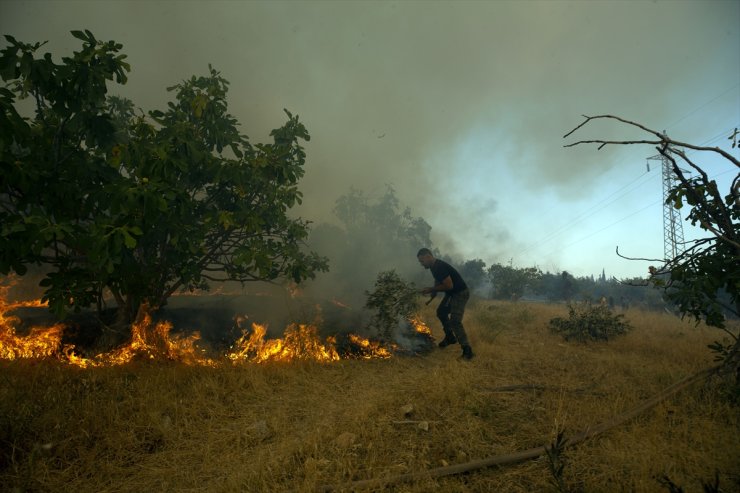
[430,259,468,294]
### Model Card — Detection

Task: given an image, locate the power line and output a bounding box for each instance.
[664,83,740,131]
[556,167,736,251]
[517,132,737,261]
[517,171,658,256]
[561,200,661,249]
[515,85,739,265]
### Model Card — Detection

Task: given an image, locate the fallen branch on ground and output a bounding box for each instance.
[318,366,717,492]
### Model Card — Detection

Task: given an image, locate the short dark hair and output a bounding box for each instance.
[417,247,433,257]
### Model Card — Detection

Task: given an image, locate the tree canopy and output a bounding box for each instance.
[564,114,739,377]
[564,114,738,328]
[0,31,327,322]
[307,185,432,304]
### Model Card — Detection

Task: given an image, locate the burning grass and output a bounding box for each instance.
[1,300,738,492]
[0,278,425,366]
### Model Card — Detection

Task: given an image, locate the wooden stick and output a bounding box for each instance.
[317,366,717,492]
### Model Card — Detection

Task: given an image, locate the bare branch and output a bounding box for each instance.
[615,246,664,263]
[564,139,664,150]
[563,114,667,141]
[564,114,740,166]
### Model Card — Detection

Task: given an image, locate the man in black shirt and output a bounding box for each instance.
[417,248,474,360]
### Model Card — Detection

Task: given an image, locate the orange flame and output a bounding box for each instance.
[0,322,65,360]
[227,322,340,363]
[346,334,395,359]
[1,276,425,366]
[0,277,65,360]
[409,316,433,336]
[99,312,215,366]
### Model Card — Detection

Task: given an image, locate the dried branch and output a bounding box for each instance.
[318,367,717,492]
[564,139,663,150]
[615,246,663,263]
[563,114,740,166]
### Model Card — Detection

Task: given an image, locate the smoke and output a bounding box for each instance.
[392,317,435,355]
[1,0,737,278]
[302,186,431,310]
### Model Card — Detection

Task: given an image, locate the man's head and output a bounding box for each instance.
[417,248,435,269]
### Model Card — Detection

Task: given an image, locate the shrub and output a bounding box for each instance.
[549,301,631,342]
[364,270,418,340]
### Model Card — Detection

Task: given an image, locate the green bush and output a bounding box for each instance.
[364,270,418,340]
[549,301,631,342]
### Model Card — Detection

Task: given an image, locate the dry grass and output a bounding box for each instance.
[1,300,738,492]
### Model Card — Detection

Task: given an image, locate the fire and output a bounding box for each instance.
[0,277,65,360]
[409,316,433,336]
[225,323,402,363]
[346,334,395,359]
[227,322,340,363]
[97,312,215,366]
[61,311,217,368]
[0,323,65,360]
[1,276,426,366]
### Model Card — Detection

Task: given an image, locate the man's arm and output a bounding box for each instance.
[421,276,453,294]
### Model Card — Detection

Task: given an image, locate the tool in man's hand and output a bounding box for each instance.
[425,292,438,305]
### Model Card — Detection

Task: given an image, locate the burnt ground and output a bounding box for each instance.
[5,292,401,356]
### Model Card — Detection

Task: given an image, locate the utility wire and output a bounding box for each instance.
[561,200,661,249]
[557,168,737,251]
[664,83,739,131]
[517,171,658,256]
[536,91,740,247]
[518,127,738,261]
[514,84,738,265]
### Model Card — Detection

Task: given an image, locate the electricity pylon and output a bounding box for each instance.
[647,149,686,261]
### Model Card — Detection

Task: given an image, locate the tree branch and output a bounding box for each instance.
[615,245,664,263]
[564,114,740,166]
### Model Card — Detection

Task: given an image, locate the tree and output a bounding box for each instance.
[488,263,541,301]
[307,186,432,304]
[332,185,432,249]
[564,114,739,375]
[0,31,327,324]
[459,258,488,294]
[364,270,419,340]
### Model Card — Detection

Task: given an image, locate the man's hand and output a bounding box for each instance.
[420,287,435,295]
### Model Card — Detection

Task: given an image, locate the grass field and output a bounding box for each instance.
[1,299,738,492]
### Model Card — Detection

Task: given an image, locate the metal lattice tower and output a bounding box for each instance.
[647,151,686,261]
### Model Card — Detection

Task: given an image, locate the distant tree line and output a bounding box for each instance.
[454,260,667,309]
[311,187,674,312]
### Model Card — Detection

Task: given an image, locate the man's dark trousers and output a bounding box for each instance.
[436,288,470,346]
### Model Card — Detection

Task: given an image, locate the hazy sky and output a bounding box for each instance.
[2,0,738,279]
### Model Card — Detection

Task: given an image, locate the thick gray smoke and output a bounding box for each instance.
[2,1,737,281]
[303,186,431,310]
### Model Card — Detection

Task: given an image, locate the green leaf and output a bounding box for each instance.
[70,30,88,42]
[123,234,136,249]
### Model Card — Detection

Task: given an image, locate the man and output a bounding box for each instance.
[417,248,474,360]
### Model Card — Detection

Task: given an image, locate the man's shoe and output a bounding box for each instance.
[461,345,474,360]
[438,336,457,348]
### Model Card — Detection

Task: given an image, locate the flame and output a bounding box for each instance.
[409,316,433,336]
[0,277,65,360]
[95,312,216,366]
[1,276,425,366]
[346,334,395,359]
[227,322,340,363]
[0,323,66,360]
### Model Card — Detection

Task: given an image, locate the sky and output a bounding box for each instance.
[1,0,738,280]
